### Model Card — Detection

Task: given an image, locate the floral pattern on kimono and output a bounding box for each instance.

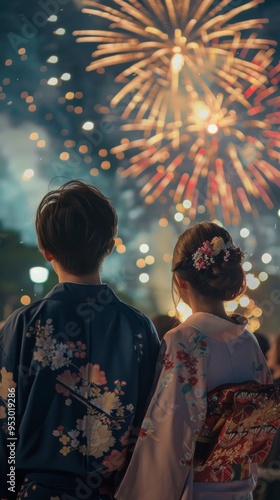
[116,326,209,500]
[25,318,136,463]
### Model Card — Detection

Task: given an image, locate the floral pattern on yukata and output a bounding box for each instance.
[0,367,16,429]
[138,332,208,467]
[26,319,87,369]
[26,319,134,471]
[157,332,207,396]
[17,478,37,499]
[134,332,144,361]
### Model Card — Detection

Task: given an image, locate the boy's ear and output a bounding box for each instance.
[107,239,115,256]
[41,248,55,262]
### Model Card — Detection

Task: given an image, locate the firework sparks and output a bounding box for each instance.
[111,80,280,225]
[75,0,280,224]
[74,0,276,131]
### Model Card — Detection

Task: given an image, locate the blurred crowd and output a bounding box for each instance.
[253,332,280,500]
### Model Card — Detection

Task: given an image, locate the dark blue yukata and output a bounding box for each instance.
[0,283,160,500]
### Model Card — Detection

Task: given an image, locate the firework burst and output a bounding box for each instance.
[74,0,276,131]
[111,72,280,225]
[75,0,280,224]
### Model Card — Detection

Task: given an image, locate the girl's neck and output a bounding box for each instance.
[189,297,229,321]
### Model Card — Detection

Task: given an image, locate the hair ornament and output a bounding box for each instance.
[192,236,245,271]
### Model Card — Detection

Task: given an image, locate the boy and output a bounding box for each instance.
[0,180,160,500]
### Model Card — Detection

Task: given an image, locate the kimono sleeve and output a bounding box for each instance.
[143,316,160,374]
[257,346,273,385]
[0,312,22,500]
[116,328,209,500]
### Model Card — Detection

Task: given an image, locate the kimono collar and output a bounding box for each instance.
[183,312,248,340]
[44,282,117,304]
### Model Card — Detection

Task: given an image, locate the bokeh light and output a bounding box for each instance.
[261,253,272,264]
[240,228,250,238]
[139,244,149,254]
[139,273,149,283]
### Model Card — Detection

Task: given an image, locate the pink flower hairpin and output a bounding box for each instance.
[192,236,244,271]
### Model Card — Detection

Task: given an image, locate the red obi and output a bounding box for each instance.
[194,381,280,482]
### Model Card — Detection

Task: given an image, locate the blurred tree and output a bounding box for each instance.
[0,227,56,319]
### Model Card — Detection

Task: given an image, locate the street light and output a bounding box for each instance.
[29,266,49,298]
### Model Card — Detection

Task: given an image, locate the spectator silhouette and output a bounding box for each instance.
[254,333,280,500]
[152,314,181,340]
[254,331,270,357]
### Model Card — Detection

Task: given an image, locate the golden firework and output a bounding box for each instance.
[111,79,280,225]
[74,0,276,131]
[75,0,280,224]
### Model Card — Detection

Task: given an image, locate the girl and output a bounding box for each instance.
[116,222,273,500]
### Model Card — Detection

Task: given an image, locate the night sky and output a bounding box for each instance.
[1,0,280,327]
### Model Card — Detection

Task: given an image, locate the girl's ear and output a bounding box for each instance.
[176,275,188,290]
[174,275,190,305]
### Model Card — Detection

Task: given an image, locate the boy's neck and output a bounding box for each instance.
[56,268,102,285]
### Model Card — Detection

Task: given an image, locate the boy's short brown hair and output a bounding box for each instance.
[36,180,118,275]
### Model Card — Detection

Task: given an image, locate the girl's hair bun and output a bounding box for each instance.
[172,222,246,301]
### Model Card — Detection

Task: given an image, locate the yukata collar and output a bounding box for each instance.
[183,312,248,340]
[44,282,116,304]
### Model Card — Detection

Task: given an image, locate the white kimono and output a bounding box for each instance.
[116,313,272,500]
